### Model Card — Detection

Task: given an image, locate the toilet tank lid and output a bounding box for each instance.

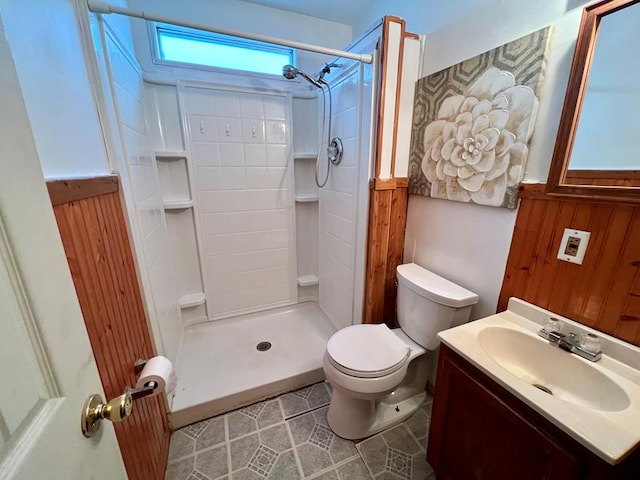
[396,263,479,308]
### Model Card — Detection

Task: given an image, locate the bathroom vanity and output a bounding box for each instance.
[427,299,640,480]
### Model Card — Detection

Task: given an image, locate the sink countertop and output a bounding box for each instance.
[438,298,640,465]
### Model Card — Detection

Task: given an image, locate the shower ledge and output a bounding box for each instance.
[155,150,188,159]
[179,293,205,309]
[293,153,317,160]
[294,194,319,203]
[297,275,319,287]
[163,200,193,210]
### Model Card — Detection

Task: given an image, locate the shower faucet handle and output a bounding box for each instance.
[329,137,343,165]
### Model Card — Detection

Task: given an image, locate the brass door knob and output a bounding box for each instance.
[102,393,134,422]
[81,392,134,438]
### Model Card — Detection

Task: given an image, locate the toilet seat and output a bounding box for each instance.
[326,324,411,378]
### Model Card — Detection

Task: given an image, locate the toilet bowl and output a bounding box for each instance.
[323,263,479,439]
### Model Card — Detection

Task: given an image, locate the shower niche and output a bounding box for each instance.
[156,150,207,325]
[292,96,321,301]
[294,155,319,300]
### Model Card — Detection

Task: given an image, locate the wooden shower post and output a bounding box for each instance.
[362,16,413,326]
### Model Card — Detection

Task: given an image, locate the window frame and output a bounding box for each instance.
[150,22,297,79]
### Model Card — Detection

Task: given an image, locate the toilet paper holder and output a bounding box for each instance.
[129,358,158,399]
[81,358,159,438]
[134,357,148,375]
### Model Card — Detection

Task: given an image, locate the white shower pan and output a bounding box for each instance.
[169,301,337,428]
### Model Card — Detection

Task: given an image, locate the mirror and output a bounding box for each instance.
[547,0,640,202]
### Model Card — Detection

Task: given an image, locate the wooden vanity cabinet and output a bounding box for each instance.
[427,345,640,480]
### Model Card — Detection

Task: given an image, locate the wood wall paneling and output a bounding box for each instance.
[384,186,409,324]
[364,188,392,325]
[47,174,119,206]
[364,183,408,326]
[362,16,410,326]
[48,178,170,480]
[565,170,640,187]
[499,184,640,346]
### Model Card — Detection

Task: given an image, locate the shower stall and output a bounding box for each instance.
[92,3,381,428]
[166,53,376,427]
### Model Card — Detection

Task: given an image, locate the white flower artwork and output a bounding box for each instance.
[421,68,538,206]
[408,27,552,209]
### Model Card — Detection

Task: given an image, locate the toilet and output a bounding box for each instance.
[323,262,479,439]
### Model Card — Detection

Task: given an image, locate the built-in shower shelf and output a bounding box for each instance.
[297,275,319,287]
[163,200,194,210]
[293,153,317,160]
[179,293,206,309]
[155,150,188,160]
[295,194,319,203]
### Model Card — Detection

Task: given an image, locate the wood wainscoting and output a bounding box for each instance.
[364,178,409,326]
[48,176,170,480]
[499,184,640,346]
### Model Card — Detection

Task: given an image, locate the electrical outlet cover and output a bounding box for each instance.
[557,228,591,265]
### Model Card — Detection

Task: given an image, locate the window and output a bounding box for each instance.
[155,24,294,76]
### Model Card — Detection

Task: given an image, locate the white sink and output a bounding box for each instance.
[438,298,640,464]
[478,326,630,412]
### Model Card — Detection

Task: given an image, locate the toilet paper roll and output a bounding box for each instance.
[135,356,177,397]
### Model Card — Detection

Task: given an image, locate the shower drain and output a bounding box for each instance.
[256,341,272,352]
[532,384,553,395]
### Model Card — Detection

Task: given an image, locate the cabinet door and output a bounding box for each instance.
[428,348,583,480]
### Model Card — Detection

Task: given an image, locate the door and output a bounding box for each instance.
[0,21,126,480]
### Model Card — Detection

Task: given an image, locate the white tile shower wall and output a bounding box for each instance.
[184,87,297,319]
[147,83,185,152]
[103,31,183,365]
[319,68,362,329]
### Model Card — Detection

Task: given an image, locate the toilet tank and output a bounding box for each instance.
[396,263,479,350]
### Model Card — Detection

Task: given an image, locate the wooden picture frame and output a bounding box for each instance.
[546,0,640,203]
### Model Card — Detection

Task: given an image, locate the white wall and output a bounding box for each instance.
[127,0,353,78]
[394,36,421,178]
[401,0,594,319]
[0,0,110,179]
[350,0,472,38]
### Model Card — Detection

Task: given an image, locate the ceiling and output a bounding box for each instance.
[239,0,373,26]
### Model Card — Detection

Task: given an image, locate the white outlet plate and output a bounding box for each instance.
[557,228,590,264]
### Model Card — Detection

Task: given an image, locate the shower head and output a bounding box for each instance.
[281,64,323,89]
[282,64,298,80]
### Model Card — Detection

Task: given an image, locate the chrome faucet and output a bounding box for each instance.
[538,320,602,362]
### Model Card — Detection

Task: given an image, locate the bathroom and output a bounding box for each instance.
[1,0,639,479]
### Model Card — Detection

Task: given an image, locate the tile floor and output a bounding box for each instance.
[165,382,436,480]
